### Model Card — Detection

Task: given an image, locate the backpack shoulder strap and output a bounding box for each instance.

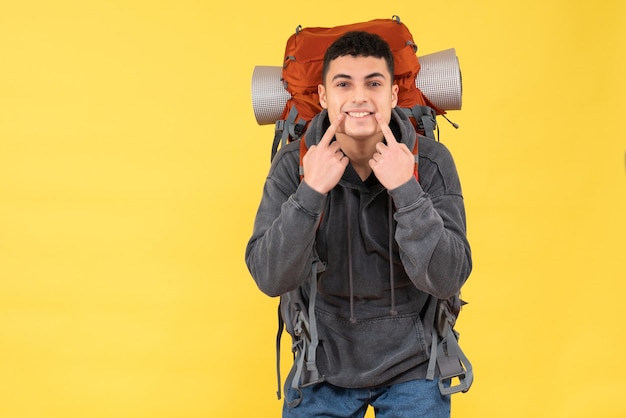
[298,135,308,180]
[400,105,438,141]
[272,105,307,161]
[412,133,419,181]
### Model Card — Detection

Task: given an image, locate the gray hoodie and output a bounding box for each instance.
[245,108,471,388]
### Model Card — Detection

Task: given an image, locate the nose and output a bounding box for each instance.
[351,85,367,103]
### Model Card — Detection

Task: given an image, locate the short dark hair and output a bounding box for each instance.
[322,31,395,84]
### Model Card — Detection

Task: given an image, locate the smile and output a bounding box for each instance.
[346,111,372,118]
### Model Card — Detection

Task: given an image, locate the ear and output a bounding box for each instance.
[318,84,328,109]
[391,84,399,108]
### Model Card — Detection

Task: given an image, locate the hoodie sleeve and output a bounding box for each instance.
[245,146,327,297]
[387,139,472,300]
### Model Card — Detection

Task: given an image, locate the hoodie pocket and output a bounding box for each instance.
[315,309,429,388]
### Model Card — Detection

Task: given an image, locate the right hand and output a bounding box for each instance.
[302,114,349,194]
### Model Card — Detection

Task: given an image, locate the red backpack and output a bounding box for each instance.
[272,15,447,168]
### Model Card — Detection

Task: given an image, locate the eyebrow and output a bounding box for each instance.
[331,72,386,81]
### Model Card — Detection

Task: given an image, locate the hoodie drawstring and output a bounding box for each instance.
[388,194,397,316]
[347,194,356,323]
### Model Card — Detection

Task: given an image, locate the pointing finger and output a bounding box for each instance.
[318,113,345,147]
[375,113,398,146]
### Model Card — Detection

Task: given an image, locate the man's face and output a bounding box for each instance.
[318,55,398,142]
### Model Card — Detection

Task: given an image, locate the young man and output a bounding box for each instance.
[245,31,472,417]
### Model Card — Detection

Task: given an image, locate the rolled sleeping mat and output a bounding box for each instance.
[251,48,462,126]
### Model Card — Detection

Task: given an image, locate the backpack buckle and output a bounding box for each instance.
[437,354,473,395]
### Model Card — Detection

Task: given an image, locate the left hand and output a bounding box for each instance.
[368,113,415,190]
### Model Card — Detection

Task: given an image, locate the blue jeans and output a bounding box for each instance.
[282,379,450,418]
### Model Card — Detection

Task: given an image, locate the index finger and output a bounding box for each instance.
[375,113,398,145]
[318,113,345,147]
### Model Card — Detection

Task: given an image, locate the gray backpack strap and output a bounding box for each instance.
[305,262,321,382]
[276,302,286,400]
[426,327,439,380]
[400,105,437,140]
[426,298,473,395]
[271,105,306,160]
[281,261,324,408]
[436,329,473,395]
[287,325,307,407]
[271,106,294,160]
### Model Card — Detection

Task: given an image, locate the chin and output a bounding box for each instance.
[344,125,380,141]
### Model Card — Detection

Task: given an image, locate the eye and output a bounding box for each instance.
[368,81,382,87]
[336,81,349,88]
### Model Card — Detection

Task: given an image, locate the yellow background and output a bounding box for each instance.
[1,1,625,417]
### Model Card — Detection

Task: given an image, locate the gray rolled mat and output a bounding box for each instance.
[251,48,462,126]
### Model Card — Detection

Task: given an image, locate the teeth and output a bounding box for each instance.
[347,112,370,118]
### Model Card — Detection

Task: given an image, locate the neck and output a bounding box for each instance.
[336,132,383,181]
